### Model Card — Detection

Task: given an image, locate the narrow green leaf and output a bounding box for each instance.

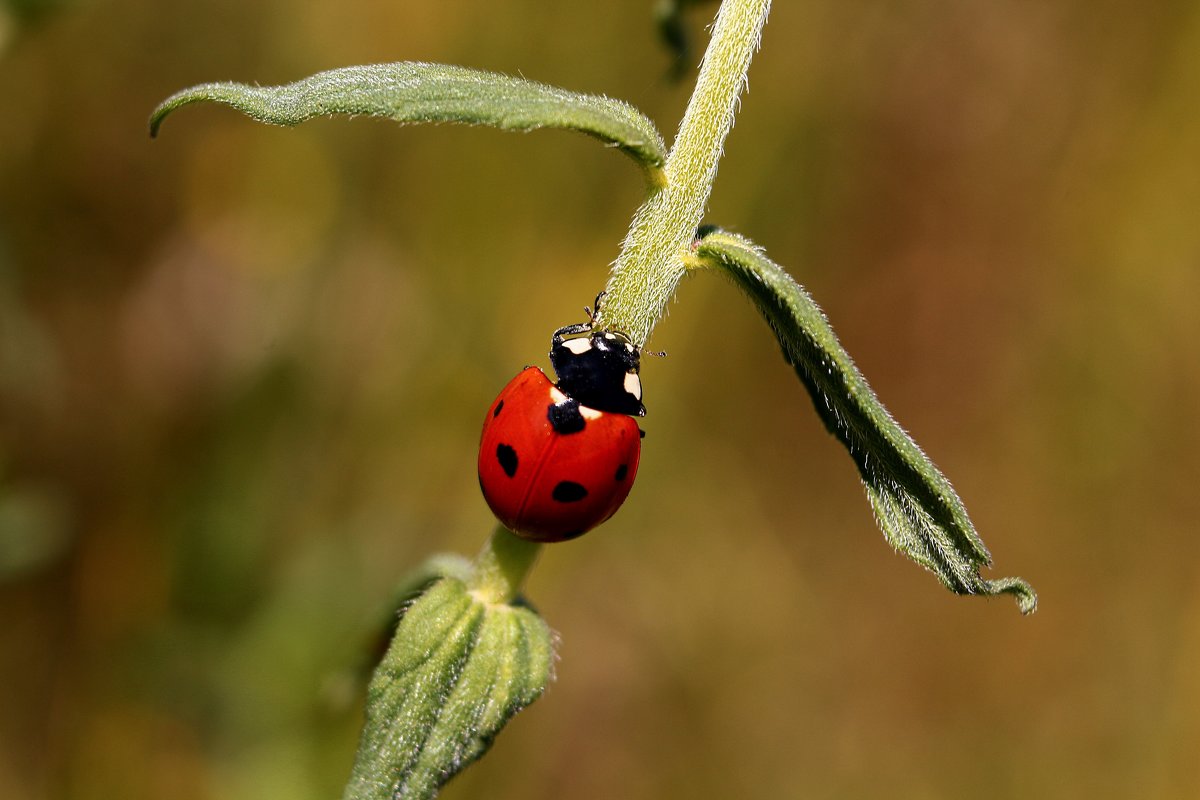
[344,577,554,800]
[691,227,1036,614]
[150,62,666,186]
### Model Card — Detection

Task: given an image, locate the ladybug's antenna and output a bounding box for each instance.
[585,290,610,326]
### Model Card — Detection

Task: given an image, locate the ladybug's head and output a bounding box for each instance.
[550,326,645,417]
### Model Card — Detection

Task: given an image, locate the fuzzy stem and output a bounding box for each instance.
[599,0,771,344]
[469,525,543,605]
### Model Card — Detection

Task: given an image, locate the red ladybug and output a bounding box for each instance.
[478,318,646,542]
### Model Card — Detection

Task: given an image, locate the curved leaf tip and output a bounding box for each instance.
[983,576,1038,615]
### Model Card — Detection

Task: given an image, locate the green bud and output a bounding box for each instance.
[343,576,554,800]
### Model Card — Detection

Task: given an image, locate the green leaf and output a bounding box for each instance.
[691,227,1036,614]
[387,553,475,611]
[351,554,475,680]
[150,62,666,186]
[343,576,555,800]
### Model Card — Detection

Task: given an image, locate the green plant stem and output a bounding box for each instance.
[469,525,543,605]
[599,0,771,344]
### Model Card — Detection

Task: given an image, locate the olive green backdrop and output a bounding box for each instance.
[1,1,1198,798]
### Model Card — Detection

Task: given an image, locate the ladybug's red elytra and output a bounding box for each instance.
[478,313,645,542]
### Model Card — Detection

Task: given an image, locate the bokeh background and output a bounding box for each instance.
[2,0,1198,797]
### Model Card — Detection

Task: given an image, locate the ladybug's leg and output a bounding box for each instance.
[554,291,606,347]
[551,322,593,348]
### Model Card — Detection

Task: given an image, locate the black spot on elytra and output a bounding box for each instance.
[547,399,586,434]
[493,399,504,417]
[496,444,518,478]
[638,428,646,439]
[551,481,588,503]
[614,464,628,481]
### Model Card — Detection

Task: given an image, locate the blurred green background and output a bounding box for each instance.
[2,1,1198,797]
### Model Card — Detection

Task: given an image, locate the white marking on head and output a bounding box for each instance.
[624,371,642,401]
[579,406,602,420]
[549,386,568,404]
[563,338,592,355]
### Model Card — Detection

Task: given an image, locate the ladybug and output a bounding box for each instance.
[478,314,646,542]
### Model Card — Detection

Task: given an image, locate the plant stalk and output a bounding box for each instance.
[599,0,771,344]
[469,525,543,605]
